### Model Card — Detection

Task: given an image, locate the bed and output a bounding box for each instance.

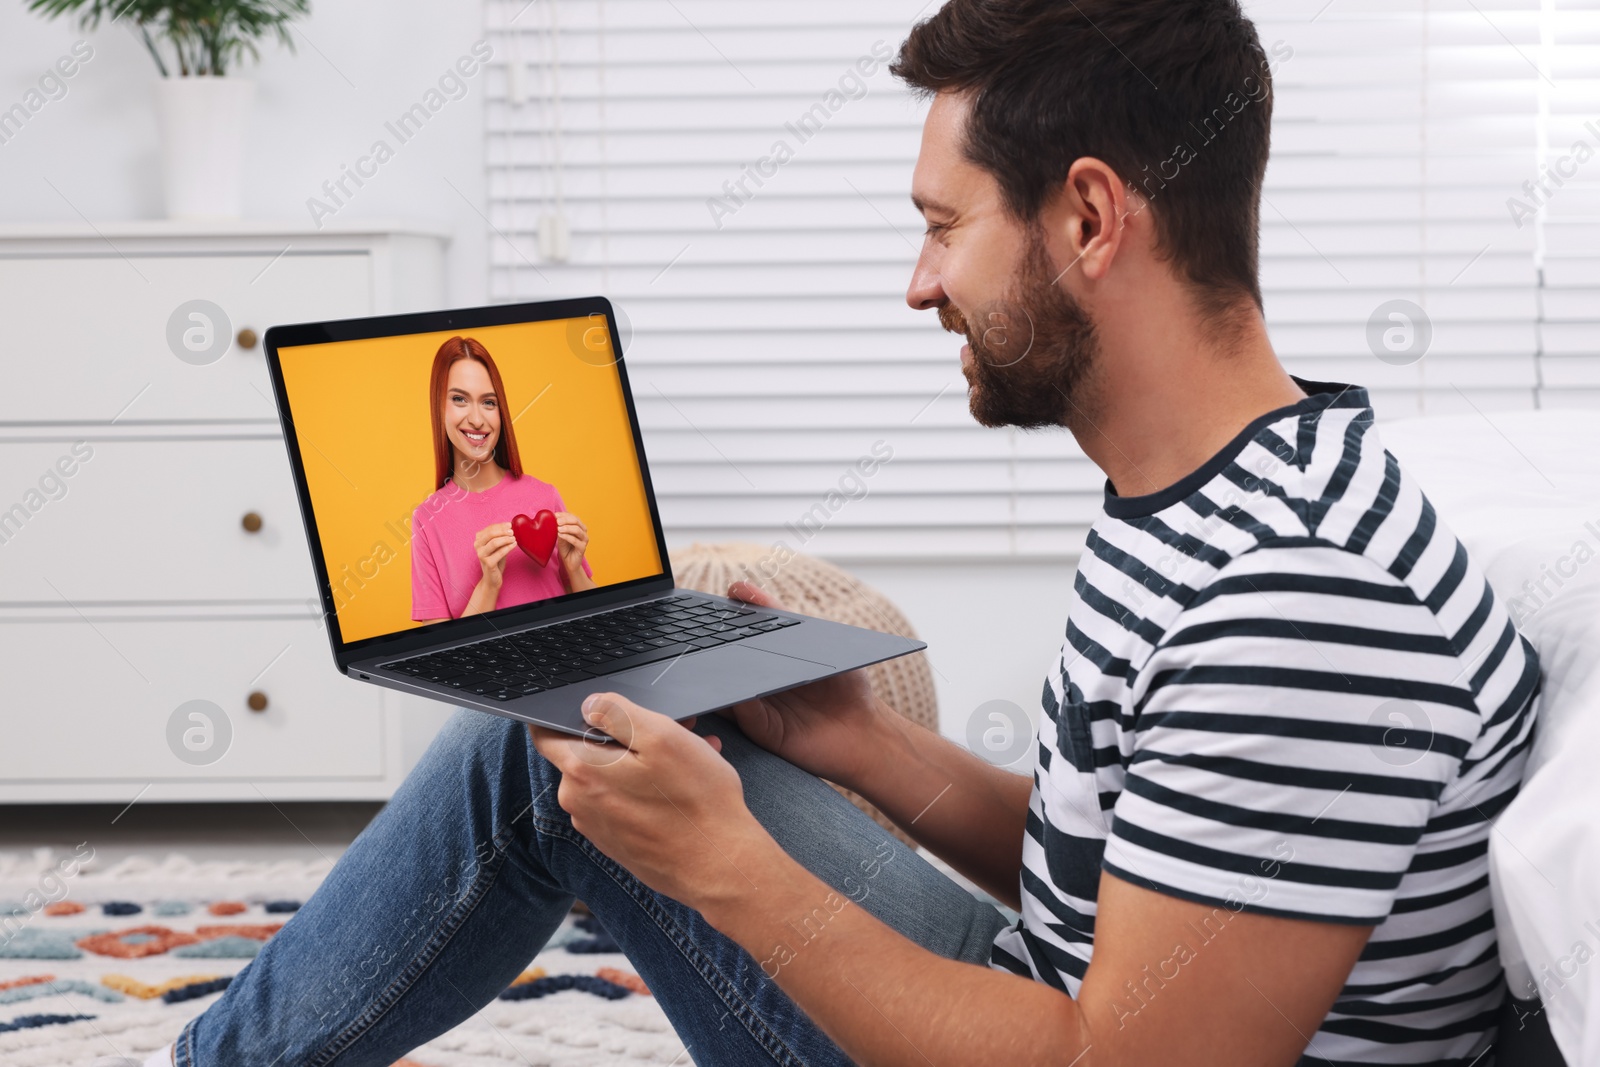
[1382,409,1600,1066]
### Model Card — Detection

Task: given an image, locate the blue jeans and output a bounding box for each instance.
[176,710,1010,1066]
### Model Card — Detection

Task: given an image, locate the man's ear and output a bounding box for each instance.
[1044,157,1134,285]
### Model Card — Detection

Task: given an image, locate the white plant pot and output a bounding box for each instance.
[154,77,255,220]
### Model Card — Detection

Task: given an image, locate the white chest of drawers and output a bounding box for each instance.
[0,222,456,803]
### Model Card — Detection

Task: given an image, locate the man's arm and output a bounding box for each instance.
[535,697,1373,1067]
[845,705,1032,909]
[706,846,1372,1067]
[719,580,1032,906]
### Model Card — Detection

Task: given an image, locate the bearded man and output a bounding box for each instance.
[134,3,1538,1065]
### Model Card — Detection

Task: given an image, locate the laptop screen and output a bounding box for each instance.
[274,311,665,647]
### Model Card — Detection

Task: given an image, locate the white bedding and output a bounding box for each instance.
[1381,409,1600,1064]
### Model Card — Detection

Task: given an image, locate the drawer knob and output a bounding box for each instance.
[237,327,258,351]
[241,512,263,533]
[247,691,269,713]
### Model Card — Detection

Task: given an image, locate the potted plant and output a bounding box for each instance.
[26,0,311,219]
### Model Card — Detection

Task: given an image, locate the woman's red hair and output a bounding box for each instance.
[429,336,524,491]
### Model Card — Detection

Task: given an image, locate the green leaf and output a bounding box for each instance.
[25,0,312,77]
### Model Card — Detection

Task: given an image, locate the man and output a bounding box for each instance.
[136,1,1539,1064]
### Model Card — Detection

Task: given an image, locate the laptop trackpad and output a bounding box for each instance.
[604,644,831,718]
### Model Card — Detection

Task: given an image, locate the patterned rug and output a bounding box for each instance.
[0,849,686,1066]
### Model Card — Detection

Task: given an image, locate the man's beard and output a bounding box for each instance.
[940,231,1101,430]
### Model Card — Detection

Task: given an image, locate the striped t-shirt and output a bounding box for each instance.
[990,381,1540,1064]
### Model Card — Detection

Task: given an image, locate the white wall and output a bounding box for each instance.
[0,1,488,307]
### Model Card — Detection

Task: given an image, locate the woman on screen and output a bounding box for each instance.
[411,336,596,624]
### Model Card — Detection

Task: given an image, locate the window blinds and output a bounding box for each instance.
[1538,0,1600,406]
[483,0,1595,560]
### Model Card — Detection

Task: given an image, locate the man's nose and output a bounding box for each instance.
[906,249,944,311]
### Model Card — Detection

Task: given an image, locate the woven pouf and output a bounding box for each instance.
[671,542,936,846]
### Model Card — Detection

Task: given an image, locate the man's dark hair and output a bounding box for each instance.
[893,0,1277,316]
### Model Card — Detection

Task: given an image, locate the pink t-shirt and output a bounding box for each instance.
[410,473,593,621]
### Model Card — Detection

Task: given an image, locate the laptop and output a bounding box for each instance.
[263,296,924,737]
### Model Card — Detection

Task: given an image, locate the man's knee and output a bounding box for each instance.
[410,709,541,793]
[438,707,524,752]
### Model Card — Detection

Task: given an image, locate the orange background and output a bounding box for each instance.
[278,317,663,643]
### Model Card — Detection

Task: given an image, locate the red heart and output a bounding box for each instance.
[511,510,558,567]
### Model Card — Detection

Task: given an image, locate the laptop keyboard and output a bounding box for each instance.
[379,594,801,702]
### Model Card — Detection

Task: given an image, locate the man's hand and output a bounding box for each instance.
[720,580,894,790]
[529,693,776,910]
[725,579,1031,908]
